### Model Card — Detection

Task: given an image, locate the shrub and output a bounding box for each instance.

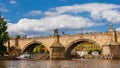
[0,45,7,56]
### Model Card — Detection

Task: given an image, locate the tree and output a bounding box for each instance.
[0,15,9,56]
[33,45,44,53]
[15,34,21,39]
[33,45,49,54]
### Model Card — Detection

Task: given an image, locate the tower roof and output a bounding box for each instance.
[50,41,64,48]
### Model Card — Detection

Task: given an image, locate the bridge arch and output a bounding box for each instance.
[64,39,101,58]
[22,41,49,53]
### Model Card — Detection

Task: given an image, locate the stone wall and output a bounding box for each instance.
[4,31,120,54]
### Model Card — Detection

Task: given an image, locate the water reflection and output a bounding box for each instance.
[0,61,7,68]
[1,59,120,68]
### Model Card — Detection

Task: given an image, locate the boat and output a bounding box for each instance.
[15,53,30,60]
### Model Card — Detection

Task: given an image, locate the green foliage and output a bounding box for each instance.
[0,45,7,56]
[88,49,102,54]
[88,50,93,54]
[33,45,44,53]
[94,49,102,54]
[0,16,9,56]
[15,35,21,39]
[33,45,49,54]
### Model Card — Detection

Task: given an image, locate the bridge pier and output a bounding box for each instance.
[102,40,120,59]
[50,29,65,60]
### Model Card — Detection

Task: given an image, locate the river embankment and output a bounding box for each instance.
[0,56,19,60]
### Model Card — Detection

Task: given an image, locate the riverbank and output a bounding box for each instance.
[0,56,19,60]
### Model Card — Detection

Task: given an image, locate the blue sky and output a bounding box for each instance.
[0,0,120,37]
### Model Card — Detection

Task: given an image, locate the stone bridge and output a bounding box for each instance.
[5,24,120,59]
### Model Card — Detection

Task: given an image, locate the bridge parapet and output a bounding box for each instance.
[4,31,120,55]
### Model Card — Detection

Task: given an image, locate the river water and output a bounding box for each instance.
[0,59,120,68]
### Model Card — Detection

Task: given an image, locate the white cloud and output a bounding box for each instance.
[7,3,120,37]
[90,11,102,20]
[45,3,120,15]
[0,3,9,12]
[45,3,120,23]
[7,14,102,37]
[116,28,120,31]
[10,0,17,4]
[26,10,42,16]
[102,10,120,23]
[0,7,9,12]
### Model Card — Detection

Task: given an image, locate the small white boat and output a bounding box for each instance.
[15,53,30,60]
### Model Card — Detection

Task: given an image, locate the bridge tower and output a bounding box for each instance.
[109,23,117,42]
[109,23,113,32]
[50,29,65,60]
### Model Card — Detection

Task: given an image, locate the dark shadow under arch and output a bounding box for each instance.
[64,39,101,58]
[22,41,48,53]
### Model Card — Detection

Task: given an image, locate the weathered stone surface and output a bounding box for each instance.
[5,31,120,53]
[8,46,21,57]
[102,40,120,59]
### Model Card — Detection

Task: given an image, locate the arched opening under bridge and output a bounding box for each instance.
[64,39,102,59]
[22,41,50,60]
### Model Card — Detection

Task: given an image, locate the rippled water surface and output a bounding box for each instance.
[0,59,120,68]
